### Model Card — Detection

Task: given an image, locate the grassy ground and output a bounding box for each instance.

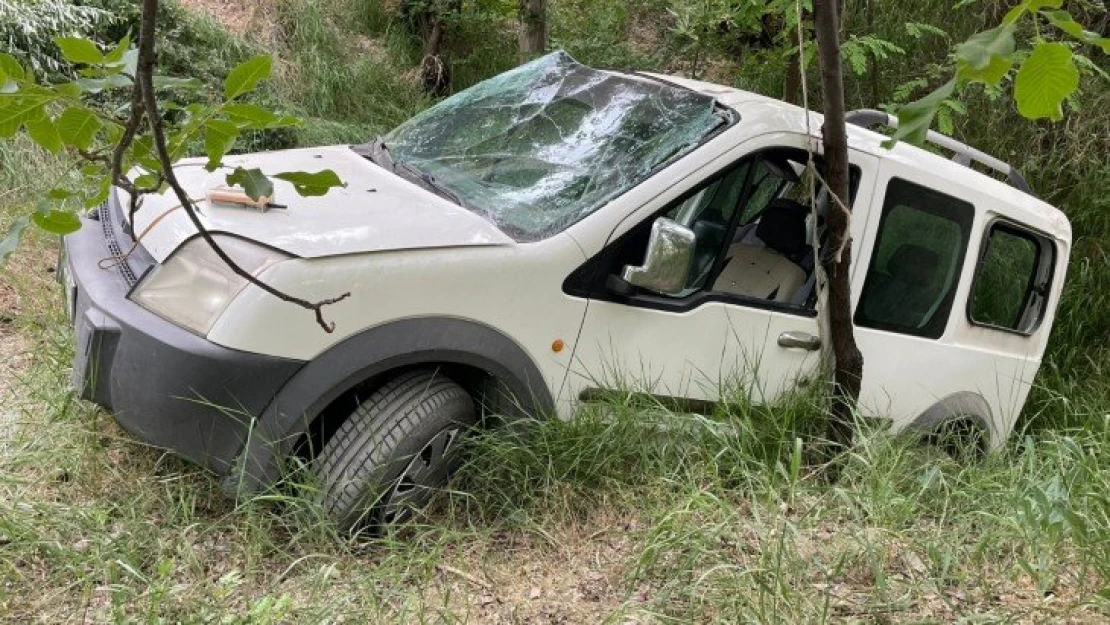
[1,0,1109,622]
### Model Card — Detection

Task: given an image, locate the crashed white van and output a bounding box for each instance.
[61,52,1070,529]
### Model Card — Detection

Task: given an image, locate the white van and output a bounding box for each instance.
[60,52,1070,530]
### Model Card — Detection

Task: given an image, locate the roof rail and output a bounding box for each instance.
[845,108,1032,195]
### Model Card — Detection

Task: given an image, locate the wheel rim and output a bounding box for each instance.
[380,426,461,524]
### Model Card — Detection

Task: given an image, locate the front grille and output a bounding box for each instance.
[98,200,139,286]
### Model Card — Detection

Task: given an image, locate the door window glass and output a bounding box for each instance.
[855,178,973,338]
[969,224,1054,333]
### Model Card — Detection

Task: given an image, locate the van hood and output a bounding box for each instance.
[124,145,513,262]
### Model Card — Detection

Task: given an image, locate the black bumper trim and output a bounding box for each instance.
[63,211,305,474]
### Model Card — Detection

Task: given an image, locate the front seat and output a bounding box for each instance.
[715,200,809,302]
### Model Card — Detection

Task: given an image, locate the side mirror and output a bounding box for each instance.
[620,217,696,296]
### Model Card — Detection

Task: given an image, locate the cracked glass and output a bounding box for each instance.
[383,52,728,241]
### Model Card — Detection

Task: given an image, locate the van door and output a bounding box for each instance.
[851,162,979,430]
[564,144,879,410]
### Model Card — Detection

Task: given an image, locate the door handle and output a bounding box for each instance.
[778,331,821,351]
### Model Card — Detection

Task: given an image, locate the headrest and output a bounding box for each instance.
[887,244,939,287]
[756,198,809,255]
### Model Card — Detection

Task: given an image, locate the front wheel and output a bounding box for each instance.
[314,370,476,532]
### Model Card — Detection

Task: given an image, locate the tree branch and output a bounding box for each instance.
[134,0,349,332]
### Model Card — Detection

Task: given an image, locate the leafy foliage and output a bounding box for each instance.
[0,35,344,257]
[0,0,111,76]
[886,0,1109,146]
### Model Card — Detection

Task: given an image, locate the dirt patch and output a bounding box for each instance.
[177,0,280,44]
[422,513,646,623]
[0,275,33,442]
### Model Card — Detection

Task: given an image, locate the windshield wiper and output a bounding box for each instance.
[352,136,395,170]
[395,161,466,207]
[354,137,465,207]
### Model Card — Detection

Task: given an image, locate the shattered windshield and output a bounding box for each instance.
[381,52,728,241]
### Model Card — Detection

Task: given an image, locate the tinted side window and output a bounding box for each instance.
[855,178,974,338]
[969,224,1054,333]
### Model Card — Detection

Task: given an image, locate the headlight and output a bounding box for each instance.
[130,235,289,336]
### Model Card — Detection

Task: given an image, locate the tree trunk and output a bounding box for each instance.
[420,15,450,96]
[519,0,547,61]
[866,0,879,107]
[783,53,801,104]
[813,0,864,456]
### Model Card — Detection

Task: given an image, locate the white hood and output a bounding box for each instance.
[125,145,513,262]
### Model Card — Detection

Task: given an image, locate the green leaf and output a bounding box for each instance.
[1026,0,1063,10]
[131,136,161,171]
[76,74,132,93]
[222,103,278,126]
[0,53,24,81]
[883,79,957,148]
[274,170,347,197]
[84,178,111,209]
[54,37,105,65]
[104,34,131,64]
[1044,10,1110,53]
[32,209,81,235]
[223,55,272,101]
[57,106,103,150]
[956,26,1015,85]
[47,188,78,200]
[204,119,240,171]
[0,93,56,138]
[134,173,159,189]
[24,110,63,153]
[152,76,204,91]
[0,216,30,266]
[1015,42,1079,121]
[226,167,274,201]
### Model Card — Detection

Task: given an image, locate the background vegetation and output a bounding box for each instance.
[0,0,1107,621]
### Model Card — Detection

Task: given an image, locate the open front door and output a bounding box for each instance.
[564,142,879,410]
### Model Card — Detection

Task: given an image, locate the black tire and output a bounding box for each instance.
[923,417,988,462]
[315,369,475,532]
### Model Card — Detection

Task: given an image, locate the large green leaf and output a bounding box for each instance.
[226,167,274,201]
[0,93,56,138]
[1015,42,1079,121]
[24,110,63,153]
[104,34,131,64]
[54,37,105,65]
[956,25,1015,85]
[76,74,132,94]
[274,170,347,196]
[1044,10,1110,54]
[223,55,272,101]
[222,102,279,127]
[57,106,103,150]
[883,79,957,148]
[204,119,239,171]
[32,209,82,235]
[0,53,24,81]
[0,216,30,266]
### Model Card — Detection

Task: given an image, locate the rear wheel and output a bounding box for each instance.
[923,417,988,462]
[315,369,475,532]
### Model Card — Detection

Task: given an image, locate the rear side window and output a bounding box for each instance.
[969,223,1055,334]
[855,178,974,338]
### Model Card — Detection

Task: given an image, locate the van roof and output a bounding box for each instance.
[642,72,1071,242]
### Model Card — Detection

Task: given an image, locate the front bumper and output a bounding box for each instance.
[61,200,305,473]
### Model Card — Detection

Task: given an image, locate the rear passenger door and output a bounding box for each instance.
[851,165,977,427]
